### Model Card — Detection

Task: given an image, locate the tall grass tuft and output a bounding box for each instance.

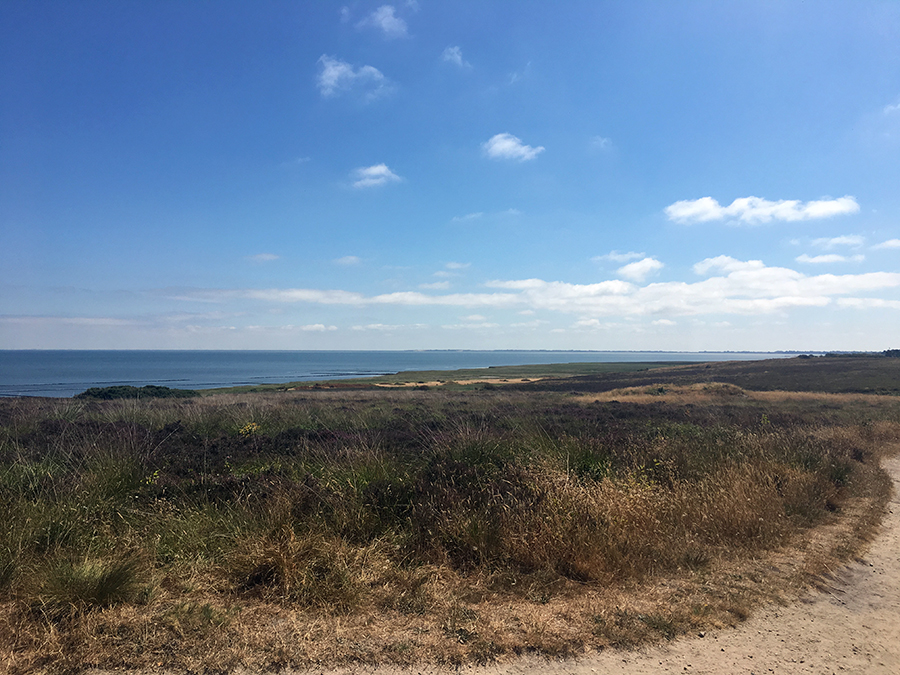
[38,555,143,614]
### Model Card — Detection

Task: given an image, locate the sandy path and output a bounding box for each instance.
[308,455,900,675]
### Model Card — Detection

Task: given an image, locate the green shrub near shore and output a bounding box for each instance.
[74,384,198,400]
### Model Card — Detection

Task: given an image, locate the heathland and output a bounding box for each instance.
[2,355,899,673]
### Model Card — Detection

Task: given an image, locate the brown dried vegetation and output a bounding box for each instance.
[1,365,899,673]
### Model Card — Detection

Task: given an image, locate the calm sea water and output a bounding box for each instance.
[0,350,797,398]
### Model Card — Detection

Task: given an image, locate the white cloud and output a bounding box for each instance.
[812,235,865,249]
[511,319,548,328]
[617,257,663,282]
[317,55,390,99]
[419,281,450,290]
[796,254,865,264]
[507,62,532,85]
[692,256,766,275]
[652,319,677,326]
[335,255,361,266]
[482,133,545,162]
[442,321,500,330]
[442,46,470,68]
[665,196,860,225]
[463,314,487,321]
[280,156,311,168]
[352,323,406,331]
[885,101,900,115]
[176,259,900,321]
[445,262,470,270]
[589,136,612,151]
[248,253,279,262]
[298,324,337,332]
[351,163,401,188]
[595,250,644,264]
[837,298,900,310]
[243,289,366,304]
[874,239,900,249]
[357,5,408,38]
[453,209,521,222]
[452,212,483,222]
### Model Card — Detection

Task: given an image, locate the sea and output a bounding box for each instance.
[0,350,801,398]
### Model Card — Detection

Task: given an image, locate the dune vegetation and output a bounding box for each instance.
[1,358,899,673]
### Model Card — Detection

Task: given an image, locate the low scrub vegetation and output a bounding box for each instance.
[1,371,899,672]
[74,384,199,400]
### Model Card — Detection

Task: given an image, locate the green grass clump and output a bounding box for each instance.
[38,556,143,613]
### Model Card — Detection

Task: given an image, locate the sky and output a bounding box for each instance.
[2,0,900,352]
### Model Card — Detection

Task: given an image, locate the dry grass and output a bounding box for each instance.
[1,382,899,673]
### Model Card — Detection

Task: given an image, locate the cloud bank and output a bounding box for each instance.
[178,257,900,320]
[665,196,860,225]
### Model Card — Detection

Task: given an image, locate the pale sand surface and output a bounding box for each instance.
[286,455,900,675]
[375,378,544,387]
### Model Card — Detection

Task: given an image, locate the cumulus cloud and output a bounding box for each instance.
[420,281,450,290]
[796,254,865,264]
[445,262,471,270]
[357,5,408,38]
[617,257,663,282]
[335,255,361,266]
[442,46,470,68]
[351,164,401,188]
[482,133,545,162]
[665,196,860,225]
[317,55,390,99]
[874,239,900,249]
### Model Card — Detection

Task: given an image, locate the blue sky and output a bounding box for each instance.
[2,1,900,351]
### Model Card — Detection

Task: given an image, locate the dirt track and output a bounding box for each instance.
[303,454,900,675]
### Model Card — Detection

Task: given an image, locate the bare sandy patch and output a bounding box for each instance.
[375,377,545,388]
